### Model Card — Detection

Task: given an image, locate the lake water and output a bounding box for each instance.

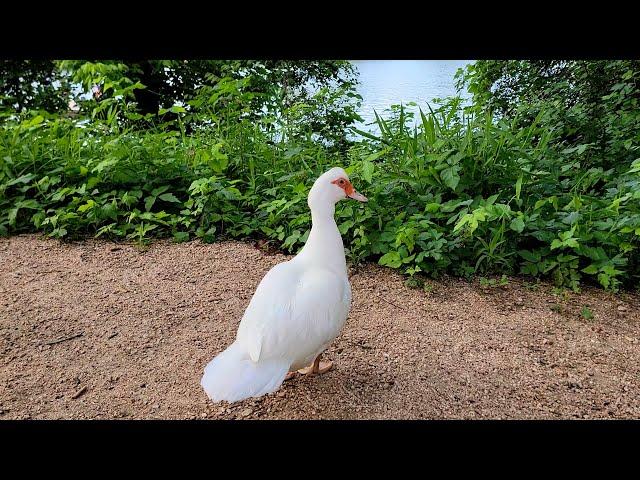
[351,60,474,133]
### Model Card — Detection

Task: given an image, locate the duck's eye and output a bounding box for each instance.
[338,179,345,185]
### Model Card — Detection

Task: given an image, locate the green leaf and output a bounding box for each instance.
[31,211,46,228]
[441,199,472,213]
[151,185,170,196]
[23,115,44,128]
[173,231,189,243]
[597,273,610,289]
[144,196,156,212]
[582,264,599,275]
[534,199,547,210]
[453,213,471,233]
[579,246,607,261]
[350,127,390,145]
[364,150,385,162]
[562,211,582,225]
[515,174,523,200]
[485,194,499,206]
[559,229,575,241]
[510,217,525,233]
[440,166,460,190]
[402,254,416,264]
[7,207,18,226]
[580,306,594,320]
[338,220,354,235]
[93,157,118,174]
[565,238,579,248]
[362,160,374,184]
[17,199,40,210]
[158,193,180,203]
[550,239,563,250]
[378,251,402,268]
[202,227,217,243]
[518,250,539,263]
[77,200,96,213]
[425,203,440,213]
[87,177,100,189]
[6,174,36,187]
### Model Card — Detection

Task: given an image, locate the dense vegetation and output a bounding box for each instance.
[1,60,638,292]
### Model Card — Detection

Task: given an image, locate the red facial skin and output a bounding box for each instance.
[331,177,355,197]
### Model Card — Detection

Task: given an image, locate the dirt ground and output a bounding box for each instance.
[1,234,639,420]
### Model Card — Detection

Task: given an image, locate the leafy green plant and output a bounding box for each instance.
[1,60,639,293]
[479,275,509,288]
[580,306,594,320]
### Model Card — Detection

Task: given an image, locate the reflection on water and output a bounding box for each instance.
[351,60,474,134]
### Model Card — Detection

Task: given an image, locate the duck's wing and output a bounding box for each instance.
[236,261,350,363]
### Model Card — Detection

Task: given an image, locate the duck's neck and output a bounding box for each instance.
[296,204,347,276]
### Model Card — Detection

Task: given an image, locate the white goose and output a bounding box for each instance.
[201,167,367,403]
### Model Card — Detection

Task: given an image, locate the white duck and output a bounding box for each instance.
[201,167,367,403]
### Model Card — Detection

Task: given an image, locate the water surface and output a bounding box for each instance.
[351,60,474,133]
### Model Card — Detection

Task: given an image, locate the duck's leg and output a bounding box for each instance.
[297,354,333,375]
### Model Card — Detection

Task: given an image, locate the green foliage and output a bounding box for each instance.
[1,60,639,292]
[0,60,70,115]
[479,275,509,288]
[580,306,594,320]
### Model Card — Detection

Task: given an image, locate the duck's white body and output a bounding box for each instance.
[201,167,367,403]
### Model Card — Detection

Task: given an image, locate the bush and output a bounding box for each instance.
[1,60,638,292]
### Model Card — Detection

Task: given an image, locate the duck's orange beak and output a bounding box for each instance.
[333,178,368,202]
[348,190,368,202]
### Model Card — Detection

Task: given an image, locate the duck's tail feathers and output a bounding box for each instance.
[200,341,289,403]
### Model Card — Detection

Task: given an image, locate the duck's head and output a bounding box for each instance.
[308,167,368,213]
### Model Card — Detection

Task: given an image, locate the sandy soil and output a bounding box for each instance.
[0,234,639,420]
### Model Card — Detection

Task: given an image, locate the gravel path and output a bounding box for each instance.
[1,234,639,419]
